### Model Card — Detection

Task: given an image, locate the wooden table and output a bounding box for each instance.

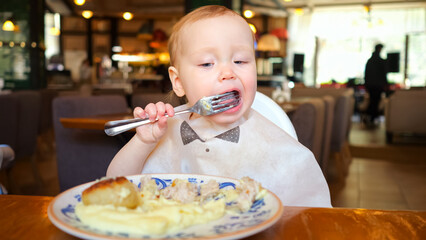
[60,113,133,131]
[1,195,425,239]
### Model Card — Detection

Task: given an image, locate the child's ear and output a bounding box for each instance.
[168,66,185,97]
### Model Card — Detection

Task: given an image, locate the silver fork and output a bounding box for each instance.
[104,91,240,136]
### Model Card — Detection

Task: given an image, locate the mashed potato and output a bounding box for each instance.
[75,176,266,236]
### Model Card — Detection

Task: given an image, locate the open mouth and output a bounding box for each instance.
[212,90,241,112]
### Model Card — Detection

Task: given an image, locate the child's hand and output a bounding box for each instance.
[133,102,175,144]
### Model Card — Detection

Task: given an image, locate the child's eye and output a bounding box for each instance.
[234,60,247,64]
[199,63,213,67]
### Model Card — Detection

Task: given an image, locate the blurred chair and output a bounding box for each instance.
[38,89,58,154]
[14,91,42,161]
[287,98,325,163]
[0,94,19,151]
[385,89,426,143]
[131,92,181,109]
[0,93,18,192]
[14,91,43,189]
[291,87,354,181]
[319,96,335,176]
[0,145,15,194]
[252,91,298,140]
[39,89,58,134]
[53,95,129,191]
[0,91,42,193]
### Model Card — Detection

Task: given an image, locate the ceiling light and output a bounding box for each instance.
[2,20,15,31]
[258,34,280,51]
[244,10,254,19]
[82,10,93,19]
[283,0,292,2]
[123,12,133,21]
[49,27,61,36]
[74,0,85,6]
[363,4,371,13]
[112,46,122,52]
[294,8,304,16]
[248,23,257,34]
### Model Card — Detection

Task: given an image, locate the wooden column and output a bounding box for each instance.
[29,0,46,89]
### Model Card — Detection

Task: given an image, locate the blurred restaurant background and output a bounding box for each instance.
[0,0,425,210]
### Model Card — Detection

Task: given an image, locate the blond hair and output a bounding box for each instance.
[168,5,250,66]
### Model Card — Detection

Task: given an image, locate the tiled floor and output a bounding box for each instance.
[330,116,426,210]
[2,116,426,211]
[331,158,426,210]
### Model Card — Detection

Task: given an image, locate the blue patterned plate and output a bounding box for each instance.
[48,174,283,240]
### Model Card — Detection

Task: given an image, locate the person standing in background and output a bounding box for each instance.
[364,43,388,127]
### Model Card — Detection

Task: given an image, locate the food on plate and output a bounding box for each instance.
[82,176,140,209]
[75,176,267,236]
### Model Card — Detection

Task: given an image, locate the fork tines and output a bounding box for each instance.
[212,98,240,110]
[211,91,240,112]
[211,91,239,103]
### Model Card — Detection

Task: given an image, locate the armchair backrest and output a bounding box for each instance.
[291,87,354,152]
[13,91,41,159]
[288,98,325,163]
[0,94,19,151]
[52,95,129,191]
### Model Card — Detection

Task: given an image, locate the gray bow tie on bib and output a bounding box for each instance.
[180,121,240,145]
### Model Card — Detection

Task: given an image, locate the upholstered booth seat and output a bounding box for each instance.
[0,94,19,151]
[0,91,42,192]
[13,91,41,160]
[0,90,18,193]
[385,89,426,143]
[53,95,129,191]
[287,98,325,165]
[320,96,335,176]
[291,88,354,181]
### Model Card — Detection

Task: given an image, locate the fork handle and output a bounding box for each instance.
[104,109,190,136]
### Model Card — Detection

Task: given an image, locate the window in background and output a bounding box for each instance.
[44,13,61,66]
[287,4,425,87]
[407,33,426,87]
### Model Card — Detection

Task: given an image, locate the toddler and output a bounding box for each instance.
[107,5,331,207]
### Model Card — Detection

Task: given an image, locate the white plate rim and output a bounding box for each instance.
[48,173,284,240]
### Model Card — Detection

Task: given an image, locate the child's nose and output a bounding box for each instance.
[219,65,236,82]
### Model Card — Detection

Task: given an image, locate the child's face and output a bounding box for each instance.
[169,15,257,125]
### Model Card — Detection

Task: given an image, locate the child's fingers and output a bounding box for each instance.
[133,107,146,119]
[165,103,175,117]
[155,102,167,119]
[153,116,168,138]
[144,103,158,122]
[157,116,168,129]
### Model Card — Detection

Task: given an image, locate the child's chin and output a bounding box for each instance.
[209,112,243,125]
